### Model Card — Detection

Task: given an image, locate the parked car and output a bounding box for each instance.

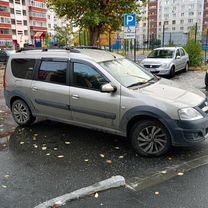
[141,47,189,78]
[0,49,15,64]
[3,48,208,157]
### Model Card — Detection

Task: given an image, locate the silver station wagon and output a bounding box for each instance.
[3,48,208,157]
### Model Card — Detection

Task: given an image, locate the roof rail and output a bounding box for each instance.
[76,46,102,50]
[16,47,81,53]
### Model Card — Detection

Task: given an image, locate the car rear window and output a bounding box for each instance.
[11,59,36,79]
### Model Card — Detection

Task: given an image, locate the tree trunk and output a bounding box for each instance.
[89,26,100,46]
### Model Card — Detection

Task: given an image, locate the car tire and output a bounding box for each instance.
[183,62,189,72]
[168,66,175,78]
[130,119,171,157]
[205,72,208,87]
[11,99,36,126]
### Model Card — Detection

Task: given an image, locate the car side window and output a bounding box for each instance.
[11,58,36,79]
[38,60,67,85]
[73,63,108,90]
[180,49,185,56]
[176,49,180,57]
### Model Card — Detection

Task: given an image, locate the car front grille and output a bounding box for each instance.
[198,99,208,114]
[144,65,161,69]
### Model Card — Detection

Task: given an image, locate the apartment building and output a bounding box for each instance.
[0,0,65,48]
[136,0,205,47]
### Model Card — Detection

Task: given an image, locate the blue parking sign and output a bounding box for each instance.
[124,14,136,27]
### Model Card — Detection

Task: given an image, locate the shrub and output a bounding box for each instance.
[185,40,203,66]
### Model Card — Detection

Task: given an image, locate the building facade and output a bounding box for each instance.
[203,0,208,31]
[0,0,65,48]
[136,0,205,47]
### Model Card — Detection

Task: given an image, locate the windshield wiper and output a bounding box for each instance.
[127,81,148,88]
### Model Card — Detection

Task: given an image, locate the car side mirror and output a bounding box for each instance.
[101,83,117,93]
[176,55,181,59]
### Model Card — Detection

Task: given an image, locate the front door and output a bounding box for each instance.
[70,61,120,130]
[31,58,71,121]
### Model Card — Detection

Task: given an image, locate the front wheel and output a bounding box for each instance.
[130,119,171,157]
[11,99,36,126]
[168,66,175,78]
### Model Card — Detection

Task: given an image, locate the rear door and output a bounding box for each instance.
[31,58,71,121]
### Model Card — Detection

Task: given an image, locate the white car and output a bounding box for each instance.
[141,47,189,78]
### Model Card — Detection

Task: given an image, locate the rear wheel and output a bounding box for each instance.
[183,62,189,72]
[11,99,36,126]
[130,119,171,157]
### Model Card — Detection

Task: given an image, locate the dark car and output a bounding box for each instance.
[0,49,15,64]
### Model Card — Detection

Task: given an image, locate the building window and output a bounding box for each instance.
[189,12,194,16]
[23,10,26,16]
[15,10,21,15]
[188,19,193,23]
[15,0,20,4]
[23,20,27,26]
[24,30,28,35]
[16,20,22,25]
[172,20,176,24]
[180,20,184,24]
[172,27,175,31]
[181,13,184,17]
[22,0,25,5]
[0,17,11,24]
[48,24,51,28]
[180,27,184,30]
[0,6,9,12]
[12,30,16,35]
[17,31,23,35]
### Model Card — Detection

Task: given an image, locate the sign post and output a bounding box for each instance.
[124,14,137,62]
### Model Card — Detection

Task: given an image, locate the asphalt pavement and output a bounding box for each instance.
[1,71,208,208]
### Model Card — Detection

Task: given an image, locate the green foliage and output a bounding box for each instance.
[47,0,145,45]
[185,40,203,66]
[150,38,161,49]
[168,40,175,47]
[54,24,73,46]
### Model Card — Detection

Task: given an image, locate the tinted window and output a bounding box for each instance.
[11,59,35,79]
[73,63,107,90]
[176,49,180,57]
[38,61,67,85]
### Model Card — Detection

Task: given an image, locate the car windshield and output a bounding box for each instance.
[99,58,155,88]
[148,49,174,58]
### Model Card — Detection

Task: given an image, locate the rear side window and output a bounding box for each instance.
[11,59,36,79]
[38,61,67,85]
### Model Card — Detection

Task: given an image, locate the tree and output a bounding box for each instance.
[54,24,73,46]
[185,40,203,66]
[47,0,144,46]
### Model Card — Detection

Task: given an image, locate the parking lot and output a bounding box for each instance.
[1,70,208,207]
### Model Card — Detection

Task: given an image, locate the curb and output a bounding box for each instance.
[34,175,125,208]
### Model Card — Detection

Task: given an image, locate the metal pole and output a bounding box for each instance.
[134,38,136,62]
[162,23,165,47]
[195,22,197,43]
[205,29,208,65]
[109,31,111,52]
[79,30,81,46]
[84,30,86,46]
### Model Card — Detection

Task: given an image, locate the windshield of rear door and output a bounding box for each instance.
[99,58,155,87]
[147,49,174,58]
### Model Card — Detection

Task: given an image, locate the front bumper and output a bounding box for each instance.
[143,67,171,75]
[168,117,208,146]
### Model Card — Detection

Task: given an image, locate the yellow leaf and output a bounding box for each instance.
[20,141,24,145]
[177,172,184,176]
[100,154,105,158]
[106,160,112,164]
[94,193,99,198]
[118,155,124,159]
[57,155,64,158]
[155,191,160,195]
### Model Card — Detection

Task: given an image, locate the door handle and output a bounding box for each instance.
[72,94,80,99]
[32,86,38,92]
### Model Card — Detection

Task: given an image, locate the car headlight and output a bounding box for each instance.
[178,108,203,121]
[161,63,170,69]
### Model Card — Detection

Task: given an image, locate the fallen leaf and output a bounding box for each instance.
[106,160,112,164]
[32,137,36,141]
[54,147,58,151]
[65,141,71,145]
[118,155,124,159]
[155,191,160,195]
[100,154,105,158]
[114,147,120,150]
[177,172,184,176]
[42,147,47,151]
[20,141,24,145]
[168,157,172,160]
[42,144,46,146]
[84,159,89,162]
[100,203,104,206]
[34,134,38,137]
[33,144,38,148]
[57,155,64,158]
[0,110,4,113]
[46,153,50,156]
[161,170,167,174]
[94,193,99,198]
[4,175,9,178]
[2,185,7,188]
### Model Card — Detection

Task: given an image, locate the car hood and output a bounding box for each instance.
[142,58,172,65]
[138,78,205,107]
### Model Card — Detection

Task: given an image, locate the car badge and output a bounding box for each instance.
[150,65,152,68]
